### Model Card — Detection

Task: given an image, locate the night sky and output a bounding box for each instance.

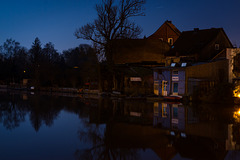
[0,0,240,52]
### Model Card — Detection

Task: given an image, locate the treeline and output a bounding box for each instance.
[0,38,98,88]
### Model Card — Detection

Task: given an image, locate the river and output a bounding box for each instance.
[0,92,239,160]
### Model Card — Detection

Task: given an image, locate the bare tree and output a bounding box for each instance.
[75,0,145,91]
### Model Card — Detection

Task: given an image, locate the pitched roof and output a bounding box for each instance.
[166,28,233,60]
[166,21,181,35]
[148,20,181,39]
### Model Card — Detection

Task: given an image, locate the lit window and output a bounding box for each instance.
[168,38,173,45]
[171,63,176,67]
[181,63,187,67]
[162,103,167,117]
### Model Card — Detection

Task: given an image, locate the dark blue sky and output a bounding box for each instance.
[0,0,240,52]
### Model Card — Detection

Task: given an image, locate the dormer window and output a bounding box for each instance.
[181,63,187,67]
[215,44,219,50]
[168,38,173,45]
[171,63,176,67]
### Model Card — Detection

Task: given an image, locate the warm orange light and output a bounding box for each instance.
[238,109,240,115]
[233,84,240,98]
[233,108,240,123]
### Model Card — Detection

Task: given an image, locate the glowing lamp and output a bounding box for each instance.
[238,109,240,115]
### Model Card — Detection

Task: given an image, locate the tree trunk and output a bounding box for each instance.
[105,42,114,93]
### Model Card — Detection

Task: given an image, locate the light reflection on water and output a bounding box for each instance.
[0,93,239,159]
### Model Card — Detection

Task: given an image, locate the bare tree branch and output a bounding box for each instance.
[75,0,146,59]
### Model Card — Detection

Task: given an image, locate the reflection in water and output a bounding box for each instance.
[0,93,240,159]
[75,123,140,160]
[153,102,240,159]
[74,98,143,160]
[0,101,26,130]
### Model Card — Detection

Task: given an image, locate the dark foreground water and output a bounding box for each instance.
[0,92,240,160]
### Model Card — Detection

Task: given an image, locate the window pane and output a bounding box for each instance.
[173,83,178,92]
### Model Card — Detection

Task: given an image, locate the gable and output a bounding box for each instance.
[148,20,181,45]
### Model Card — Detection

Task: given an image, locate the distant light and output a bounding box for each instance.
[73,66,79,69]
[170,131,175,136]
[23,70,26,73]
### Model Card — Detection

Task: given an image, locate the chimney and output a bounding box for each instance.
[166,20,172,24]
[194,28,199,32]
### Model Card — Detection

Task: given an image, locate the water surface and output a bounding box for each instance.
[0,92,240,160]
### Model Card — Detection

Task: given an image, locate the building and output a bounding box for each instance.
[112,38,170,65]
[165,28,233,66]
[112,20,182,65]
[148,20,181,46]
[153,26,234,97]
[111,21,181,94]
[153,60,229,97]
[227,48,240,82]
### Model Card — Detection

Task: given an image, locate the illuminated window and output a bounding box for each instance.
[154,102,159,116]
[168,38,173,45]
[171,63,176,67]
[162,103,167,117]
[181,63,187,67]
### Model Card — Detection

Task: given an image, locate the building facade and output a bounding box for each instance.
[153,60,229,97]
[148,20,181,45]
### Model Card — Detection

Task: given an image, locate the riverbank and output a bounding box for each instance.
[0,85,155,100]
[1,85,233,104]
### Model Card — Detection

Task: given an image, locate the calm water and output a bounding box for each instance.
[0,92,240,160]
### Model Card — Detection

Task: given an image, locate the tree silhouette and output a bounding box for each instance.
[0,39,27,84]
[63,44,98,88]
[2,38,20,59]
[29,37,42,65]
[75,0,145,91]
[29,37,42,87]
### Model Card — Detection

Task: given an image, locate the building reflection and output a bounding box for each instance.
[153,102,240,159]
[1,93,240,159]
[85,99,240,160]
[153,102,185,132]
